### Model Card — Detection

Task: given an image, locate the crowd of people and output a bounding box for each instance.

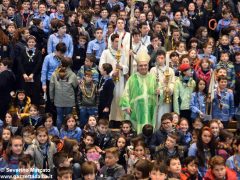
[0,0,240,179]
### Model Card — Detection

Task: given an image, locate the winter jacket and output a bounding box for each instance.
[99,164,125,180]
[149,128,184,152]
[204,167,237,180]
[25,140,57,170]
[49,67,78,107]
[9,96,31,119]
[173,77,196,114]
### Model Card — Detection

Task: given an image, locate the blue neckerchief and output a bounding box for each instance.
[183,76,190,82]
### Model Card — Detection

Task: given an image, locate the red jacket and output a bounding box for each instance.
[204,167,237,180]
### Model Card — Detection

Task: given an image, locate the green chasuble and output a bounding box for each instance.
[119,72,157,133]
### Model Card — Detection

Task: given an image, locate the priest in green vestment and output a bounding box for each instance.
[119,51,158,133]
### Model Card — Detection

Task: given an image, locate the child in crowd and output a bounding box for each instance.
[81,161,98,180]
[98,63,115,119]
[57,167,73,180]
[83,116,98,134]
[178,118,192,147]
[120,120,137,145]
[155,133,185,163]
[49,58,78,129]
[212,76,234,128]
[87,28,106,64]
[79,132,95,154]
[217,129,234,160]
[95,119,114,150]
[209,119,221,141]
[188,49,200,69]
[25,127,57,175]
[81,145,102,170]
[167,156,182,179]
[171,112,180,128]
[226,138,240,179]
[188,127,216,178]
[150,113,184,152]
[134,159,153,180]
[204,155,237,180]
[234,52,240,110]
[169,51,180,76]
[191,129,200,145]
[22,126,35,151]
[17,154,44,178]
[215,35,234,62]
[62,138,81,179]
[9,90,31,119]
[60,114,82,142]
[77,55,99,85]
[2,112,22,135]
[127,140,150,174]
[149,162,168,180]
[52,152,73,180]
[180,156,199,179]
[43,113,59,138]
[192,118,203,130]
[216,9,232,33]
[173,63,196,121]
[99,147,125,179]
[116,135,127,170]
[137,124,154,149]
[216,52,235,89]
[195,59,212,86]
[190,79,207,121]
[78,70,98,128]
[22,104,43,128]
[1,136,24,175]
[1,127,11,152]
[72,34,88,73]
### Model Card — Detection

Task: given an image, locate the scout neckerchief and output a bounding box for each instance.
[26,48,36,62]
[98,76,111,92]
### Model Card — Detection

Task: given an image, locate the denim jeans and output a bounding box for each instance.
[79,106,98,127]
[56,107,73,129]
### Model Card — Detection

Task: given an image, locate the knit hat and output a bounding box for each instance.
[179,63,190,72]
[136,51,150,64]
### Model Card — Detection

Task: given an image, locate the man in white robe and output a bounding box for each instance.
[150,50,175,129]
[129,29,148,74]
[100,33,129,122]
